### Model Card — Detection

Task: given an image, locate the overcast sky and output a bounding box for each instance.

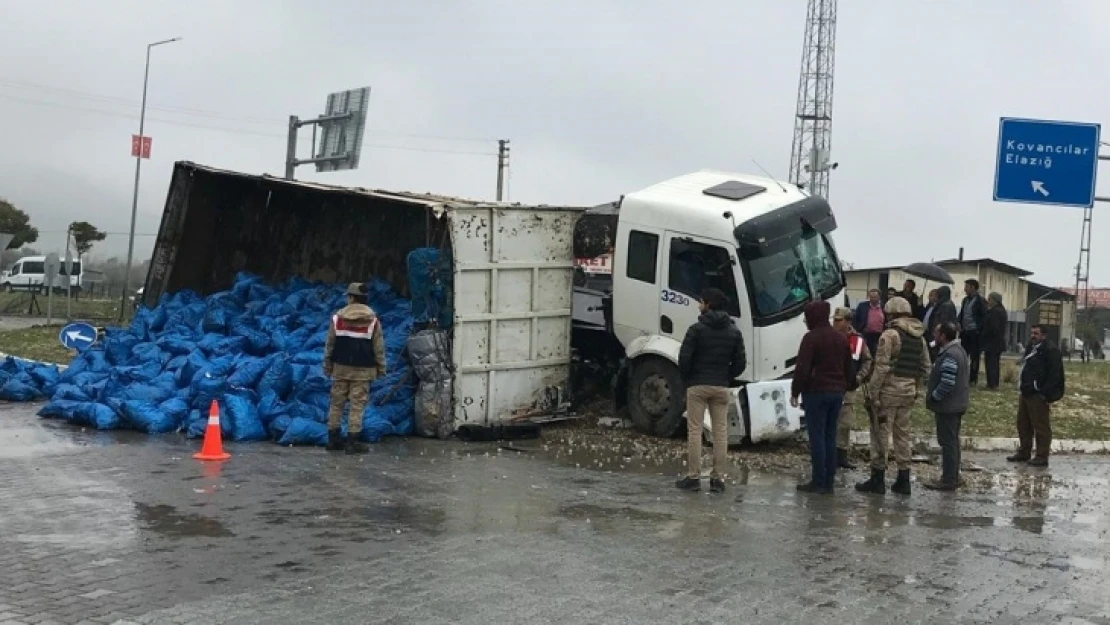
[0,0,1107,287]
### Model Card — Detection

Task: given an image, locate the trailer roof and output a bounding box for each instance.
[175,161,586,213]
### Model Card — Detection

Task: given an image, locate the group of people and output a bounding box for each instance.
[673,280,1066,496]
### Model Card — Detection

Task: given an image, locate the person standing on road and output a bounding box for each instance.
[832,306,873,470]
[981,292,1008,390]
[1007,324,1065,467]
[924,322,970,491]
[675,288,746,494]
[958,279,987,386]
[324,283,387,455]
[901,279,922,320]
[927,286,959,358]
[791,300,854,494]
[855,296,931,496]
[921,288,938,325]
[853,289,886,361]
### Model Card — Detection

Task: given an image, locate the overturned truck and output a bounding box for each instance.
[143,162,584,431]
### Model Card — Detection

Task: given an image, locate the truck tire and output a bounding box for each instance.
[627,357,685,438]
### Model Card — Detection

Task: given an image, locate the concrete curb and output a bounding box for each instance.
[848,431,1110,454]
[0,351,69,370]
[595,418,1110,454]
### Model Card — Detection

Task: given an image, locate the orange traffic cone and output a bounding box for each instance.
[193,400,231,461]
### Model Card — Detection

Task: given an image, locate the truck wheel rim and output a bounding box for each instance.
[640,375,671,417]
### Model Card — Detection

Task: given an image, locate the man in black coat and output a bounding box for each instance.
[958,279,988,385]
[981,292,1008,390]
[1007,324,1065,467]
[676,288,746,494]
[928,285,959,358]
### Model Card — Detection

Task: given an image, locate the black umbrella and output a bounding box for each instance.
[903,262,953,285]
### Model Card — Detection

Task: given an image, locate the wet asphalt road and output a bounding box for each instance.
[1,403,1108,625]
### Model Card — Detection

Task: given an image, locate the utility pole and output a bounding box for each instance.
[496,139,510,201]
[121,36,181,322]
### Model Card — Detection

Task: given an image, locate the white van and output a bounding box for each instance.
[1,256,82,292]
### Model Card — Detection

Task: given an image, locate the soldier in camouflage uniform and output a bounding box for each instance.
[832,307,873,469]
[324,283,387,454]
[855,296,931,495]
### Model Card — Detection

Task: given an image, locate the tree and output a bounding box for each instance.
[69,221,107,259]
[0,198,39,249]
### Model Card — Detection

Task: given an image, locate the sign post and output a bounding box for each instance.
[993,118,1101,207]
[44,252,60,326]
[64,228,74,321]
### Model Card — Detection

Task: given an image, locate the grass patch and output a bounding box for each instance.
[909,360,1110,440]
[0,325,78,364]
[0,292,122,321]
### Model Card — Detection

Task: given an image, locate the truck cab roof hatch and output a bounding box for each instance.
[702,180,767,202]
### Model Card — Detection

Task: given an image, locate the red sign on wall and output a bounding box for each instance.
[575,253,613,274]
[130,134,152,159]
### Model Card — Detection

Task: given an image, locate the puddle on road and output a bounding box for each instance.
[135,502,234,538]
[559,503,675,524]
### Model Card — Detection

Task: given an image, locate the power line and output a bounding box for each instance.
[0,77,497,144]
[36,229,157,236]
[0,93,497,157]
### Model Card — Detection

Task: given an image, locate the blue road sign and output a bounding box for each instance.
[994,118,1101,208]
[59,322,97,351]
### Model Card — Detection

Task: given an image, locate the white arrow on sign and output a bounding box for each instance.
[1031,181,1050,197]
[66,331,93,344]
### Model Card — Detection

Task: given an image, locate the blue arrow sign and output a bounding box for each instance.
[993,118,1101,208]
[59,322,98,351]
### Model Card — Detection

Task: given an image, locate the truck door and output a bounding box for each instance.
[612,227,663,342]
[661,233,742,342]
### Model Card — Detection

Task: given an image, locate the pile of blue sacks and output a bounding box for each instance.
[3,272,415,446]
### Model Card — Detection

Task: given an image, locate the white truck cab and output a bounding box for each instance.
[608,170,847,443]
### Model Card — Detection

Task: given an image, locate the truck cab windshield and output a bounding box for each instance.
[747,229,842,318]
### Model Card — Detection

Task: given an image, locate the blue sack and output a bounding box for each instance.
[75,402,121,430]
[222,393,267,442]
[227,355,273,389]
[257,355,293,398]
[120,400,180,434]
[38,400,81,420]
[0,377,41,402]
[277,417,328,446]
[53,383,92,402]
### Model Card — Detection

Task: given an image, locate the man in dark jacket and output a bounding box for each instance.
[924,322,970,491]
[927,285,959,357]
[791,300,854,494]
[958,279,988,385]
[1007,324,1065,467]
[676,288,746,494]
[981,292,1008,390]
[901,279,922,319]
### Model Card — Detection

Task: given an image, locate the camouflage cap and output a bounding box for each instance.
[346,282,367,296]
[884,296,912,316]
[832,306,852,320]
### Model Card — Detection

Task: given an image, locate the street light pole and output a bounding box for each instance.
[120,36,181,322]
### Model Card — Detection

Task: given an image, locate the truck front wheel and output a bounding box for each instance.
[627,357,685,438]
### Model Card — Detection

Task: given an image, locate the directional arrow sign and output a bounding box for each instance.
[58,322,98,352]
[993,117,1101,208]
